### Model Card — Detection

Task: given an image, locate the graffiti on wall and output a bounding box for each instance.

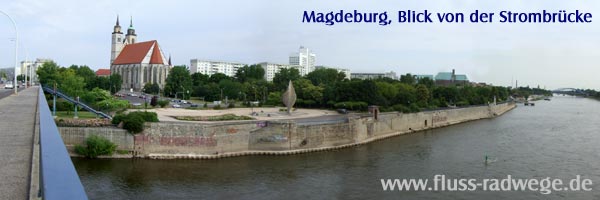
[257,134,288,143]
[432,115,447,123]
[147,136,218,147]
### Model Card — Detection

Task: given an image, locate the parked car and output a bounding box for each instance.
[132,103,142,106]
[4,82,14,89]
[190,104,199,107]
[172,104,181,108]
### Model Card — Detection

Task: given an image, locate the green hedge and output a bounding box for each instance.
[74,135,117,158]
[112,111,158,133]
[334,101,368,111]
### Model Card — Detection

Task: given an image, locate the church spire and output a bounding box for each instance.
[129,16,133,28]
[168,54,172,66]
[116,15,120,26]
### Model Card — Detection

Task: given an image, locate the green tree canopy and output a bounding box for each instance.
[235,64,265,82]
[164,66,192,99]
[305,68,346,86]
[272,68,300,91]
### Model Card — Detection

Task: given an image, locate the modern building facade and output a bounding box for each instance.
[189,59,247,77]
[109,16,172,91]
[20,58,53,83]
[351,71,397,80]
[434,69,469,86]
[258,62,300,81]
[289,46,316,76]
[315,65,351,80]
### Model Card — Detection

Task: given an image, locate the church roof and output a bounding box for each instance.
[95,69,111,76]
[112,40,165,65]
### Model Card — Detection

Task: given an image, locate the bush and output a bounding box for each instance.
[203,103,208,108]
[228,102,235,108]
[214,104,222,110]
[74,135,117,158]
[392,104,411,113]
[123,114,145,133]
[157,100,169,108]
[112,111,158,133]
[127,111,159,122]
[111,114,125,125]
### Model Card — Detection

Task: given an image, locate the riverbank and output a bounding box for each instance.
[59,102,515,159]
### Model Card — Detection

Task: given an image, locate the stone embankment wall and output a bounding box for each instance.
[59,103,515,159]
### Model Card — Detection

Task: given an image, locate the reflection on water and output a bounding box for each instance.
[74,96,600,199]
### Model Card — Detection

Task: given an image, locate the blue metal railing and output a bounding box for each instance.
[42,85,112,119]
[38,87,88,199]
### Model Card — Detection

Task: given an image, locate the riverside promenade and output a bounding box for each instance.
[0,87,39,199]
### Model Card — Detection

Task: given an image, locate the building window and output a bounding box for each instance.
[117,38,121,42]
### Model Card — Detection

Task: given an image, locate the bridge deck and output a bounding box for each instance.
[0,87,38,199]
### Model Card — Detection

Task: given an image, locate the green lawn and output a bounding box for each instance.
[54,111,100,119]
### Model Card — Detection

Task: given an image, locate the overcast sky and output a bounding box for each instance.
[1,0,599,89]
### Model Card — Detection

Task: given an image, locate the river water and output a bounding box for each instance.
[73,96,600,199]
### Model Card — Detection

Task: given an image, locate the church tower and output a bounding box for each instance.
[125,16,137,45]
[111,15,124,64]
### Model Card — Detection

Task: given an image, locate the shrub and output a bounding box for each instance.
[214,104,222,110]
[228,102,235,108]
[74,135,117,158]
[157,100,169,108]
[111,114,125,125]
[127,111,159,122]
[203,103,208,108]
[392,104,411,113]
[123,114,145,133]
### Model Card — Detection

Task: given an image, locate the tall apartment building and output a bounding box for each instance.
[190,59,247,77]
[258,62,300,81]
[315,65,351,80]
[289,46,316,76]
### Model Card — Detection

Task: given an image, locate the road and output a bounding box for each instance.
[0,86,26,100]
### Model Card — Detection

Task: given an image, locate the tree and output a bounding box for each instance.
[418,77,434,88]
[164,66,192,99]
[400,73,416,85]
[191,72,209,86]
[71,65,96,89]
[208,73,229,84]
[143,83,160,94]
[17,74,29,82]
[59,68,85,97]
[36,61,61,86]
[108,74,122,94]
[235,64,265,82]
[305,68,345,86]
[272,68,300,91]
[415,84,430,106]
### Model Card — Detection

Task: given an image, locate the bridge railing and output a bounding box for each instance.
[38,87,88,199]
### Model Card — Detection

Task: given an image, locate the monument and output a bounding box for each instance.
[281,80,297,115]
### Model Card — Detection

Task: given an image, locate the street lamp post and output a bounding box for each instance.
[0,10,18,95]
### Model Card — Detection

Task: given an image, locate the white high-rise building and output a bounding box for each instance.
[258,62,300,81]
[190,59,247,77]
[289,46,316,76]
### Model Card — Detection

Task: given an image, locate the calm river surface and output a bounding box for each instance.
[73,96,600,199]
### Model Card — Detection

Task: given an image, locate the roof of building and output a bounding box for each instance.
[95,69,111,76]
[112,40,165,65]
[415,75,434,79]
[434,72,468,81]
[455,74,468,81]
